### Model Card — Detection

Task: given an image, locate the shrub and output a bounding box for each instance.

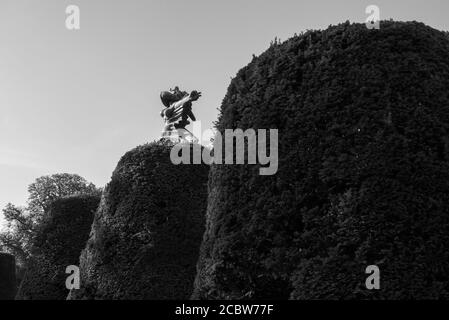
[16,195,99,300]
[70,140,209,299]
[193,21,449,299]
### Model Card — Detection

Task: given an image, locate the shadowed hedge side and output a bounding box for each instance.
[16,195,99,300]
[70,141,209,299]
[193,21,449,299]
[0,253,16,300]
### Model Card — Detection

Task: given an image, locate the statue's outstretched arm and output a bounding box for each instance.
[172,95,191,110]
[170,91,201,116]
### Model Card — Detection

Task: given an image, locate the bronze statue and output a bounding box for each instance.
[160,86,201,141]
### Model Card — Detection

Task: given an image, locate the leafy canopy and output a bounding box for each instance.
[0,173,100,266]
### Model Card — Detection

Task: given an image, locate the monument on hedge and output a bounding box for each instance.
[16,195,99,300]
[160,86,202,141]
[0,253,16,300]
[70,140,209,299]
[193,21,449,299]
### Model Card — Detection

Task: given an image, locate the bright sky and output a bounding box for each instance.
[1,0,449,228]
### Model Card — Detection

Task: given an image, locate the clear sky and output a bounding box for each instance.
[1,0,449,228]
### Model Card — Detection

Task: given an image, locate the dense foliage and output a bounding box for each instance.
[0,173,100,268]
[0,253,16,300]
[70,141,209,299]
[193,21,449,299]
[16,195,99,300]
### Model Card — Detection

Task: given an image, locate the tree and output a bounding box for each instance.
[0,173,101,268]
[28,173,100,216]
[0,204,33,264]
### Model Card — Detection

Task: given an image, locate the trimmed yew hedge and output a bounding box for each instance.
[16,195,99,300]
[70,140,209,299]
[193,21,449,299]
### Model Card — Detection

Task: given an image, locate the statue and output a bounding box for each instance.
[160,86,201,141]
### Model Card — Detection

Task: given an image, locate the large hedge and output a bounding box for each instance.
[0,253,16,300]
[16,195,99,300]
[193,21,449,299]
[70,140,209,299]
